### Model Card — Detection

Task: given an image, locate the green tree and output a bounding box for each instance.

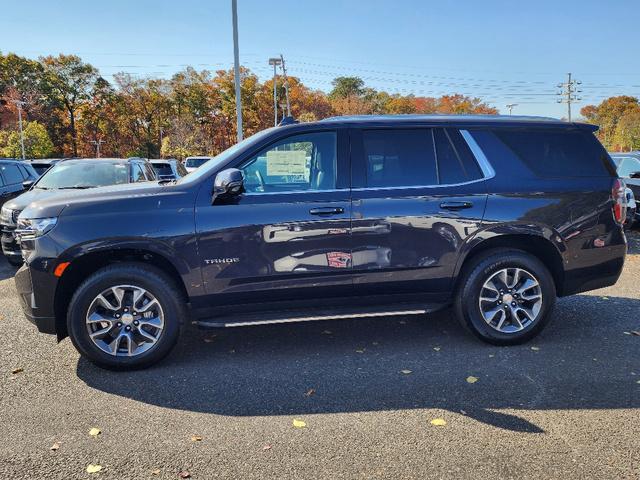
[613,108,640,151]
[40,54,99,156]
[0,121,54,158]
[329,76,365,99]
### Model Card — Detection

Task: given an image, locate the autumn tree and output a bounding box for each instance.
[581,96,640,149]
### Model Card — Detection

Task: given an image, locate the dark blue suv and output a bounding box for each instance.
[14,115,627,369]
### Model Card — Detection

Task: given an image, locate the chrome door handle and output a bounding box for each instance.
[440,201,473,210]
[309,207,345,215]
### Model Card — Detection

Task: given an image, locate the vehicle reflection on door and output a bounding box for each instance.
[274,246,391,272]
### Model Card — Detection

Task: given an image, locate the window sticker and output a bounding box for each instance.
[266,150,307,176]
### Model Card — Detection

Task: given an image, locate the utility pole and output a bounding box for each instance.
[268,57,282,126]
[231,0,243,141]
[280,54,291,118]
[557,73,582,122]
[506,103,518,116]
[12,100,26,160]
[90,139,105,158]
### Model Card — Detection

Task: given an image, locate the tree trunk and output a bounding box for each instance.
[69,108,77,157]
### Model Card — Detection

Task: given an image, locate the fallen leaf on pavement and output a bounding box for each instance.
[191,435,203,442]
[50,442,60,451]
[466,376,479,384]
[531,346,540,351]
[11,368,23,375]
[86,464,103,474]
[304,388,316,397]
[400,369,412,375]
[263,444,272,450]
[292,419,307,428]
[430,418,447,426]
[89,428,101,437]
[151,469,161,476]
[178,471,191,479]
[433,347,441,352]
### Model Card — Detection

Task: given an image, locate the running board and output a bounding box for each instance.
[196,304,434,329]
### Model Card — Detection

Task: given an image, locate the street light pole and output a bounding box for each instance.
[13,100,26,159]
[268,57,282,126]
[231,0,243,142]
[506,103,518,116]
[90,139,105,158]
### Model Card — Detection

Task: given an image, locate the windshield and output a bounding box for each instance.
[614,156,640,178]
[185,158,210,168]
[35,162,130,189]
[177,128,277,184]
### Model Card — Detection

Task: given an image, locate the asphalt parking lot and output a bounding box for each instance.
[0,232,639,479]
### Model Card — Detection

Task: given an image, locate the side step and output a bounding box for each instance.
[196,303,436,329]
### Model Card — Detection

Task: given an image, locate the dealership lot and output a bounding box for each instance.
[0,231,638,479]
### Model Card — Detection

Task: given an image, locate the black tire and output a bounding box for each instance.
[6,255,23,267]
[67,263,185,370]
[454,249,556,345]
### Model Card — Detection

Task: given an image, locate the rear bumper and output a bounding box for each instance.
[14,262,57,335]
[560,241,627,296]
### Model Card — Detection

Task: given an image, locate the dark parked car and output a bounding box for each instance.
[610,152,640,226]
[14,115,627,370]
[150,158,188,180]
[0,159,38,210]
[1,157,156,266]
[22,158,64,176]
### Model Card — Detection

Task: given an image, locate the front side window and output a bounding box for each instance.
[240,131,337,193]
[132,164,147,182]
[362,129,437,188]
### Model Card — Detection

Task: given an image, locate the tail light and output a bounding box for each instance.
[612,178,627,225]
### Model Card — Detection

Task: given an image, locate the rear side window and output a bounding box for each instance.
[434,129,483,184]
[1,164,24,185]
[362,129,437,187]
[494,129,611,177]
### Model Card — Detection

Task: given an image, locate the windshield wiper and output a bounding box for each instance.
[58,185,97,190]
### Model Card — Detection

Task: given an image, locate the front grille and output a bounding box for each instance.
[12,210,22,224]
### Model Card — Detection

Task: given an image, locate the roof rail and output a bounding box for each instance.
[278,116,298,126]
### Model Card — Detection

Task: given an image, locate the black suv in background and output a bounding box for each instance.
[1,157,157,265]
[0,159,39,209]
[22,158,63,176]
[14,115,627,370]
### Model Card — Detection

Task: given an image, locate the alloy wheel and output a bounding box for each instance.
[478,268,543,333]
[85,285,165,356]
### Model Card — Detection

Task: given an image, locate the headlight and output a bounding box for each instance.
[15,217,58,241]
[0,206,12,224]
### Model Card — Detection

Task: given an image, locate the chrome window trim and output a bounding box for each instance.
[460,129,495,179]
[243,188,346,196]
[350,176,489,193]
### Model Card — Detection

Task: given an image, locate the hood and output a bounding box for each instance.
[20,181,165,219]
[3,188,63,212]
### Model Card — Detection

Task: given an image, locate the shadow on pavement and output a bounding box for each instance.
[77,293,640,434]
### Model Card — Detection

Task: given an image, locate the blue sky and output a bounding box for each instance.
[3,0,639,117]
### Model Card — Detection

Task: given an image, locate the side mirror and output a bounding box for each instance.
[22,180,34,190]
[630,171,640,179]
[213,168,244,203]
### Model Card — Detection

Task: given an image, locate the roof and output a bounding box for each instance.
[316,114,595,130]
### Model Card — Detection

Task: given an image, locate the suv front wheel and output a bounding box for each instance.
[455,249,556,345]
[67,263,184,370]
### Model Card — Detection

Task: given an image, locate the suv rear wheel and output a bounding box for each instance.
[67,263,184,370]
[455,249,556,345]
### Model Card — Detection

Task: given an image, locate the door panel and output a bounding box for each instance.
[194,129,352,306]
[349,127,488,298]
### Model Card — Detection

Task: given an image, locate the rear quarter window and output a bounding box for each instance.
[494,129,612,177]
